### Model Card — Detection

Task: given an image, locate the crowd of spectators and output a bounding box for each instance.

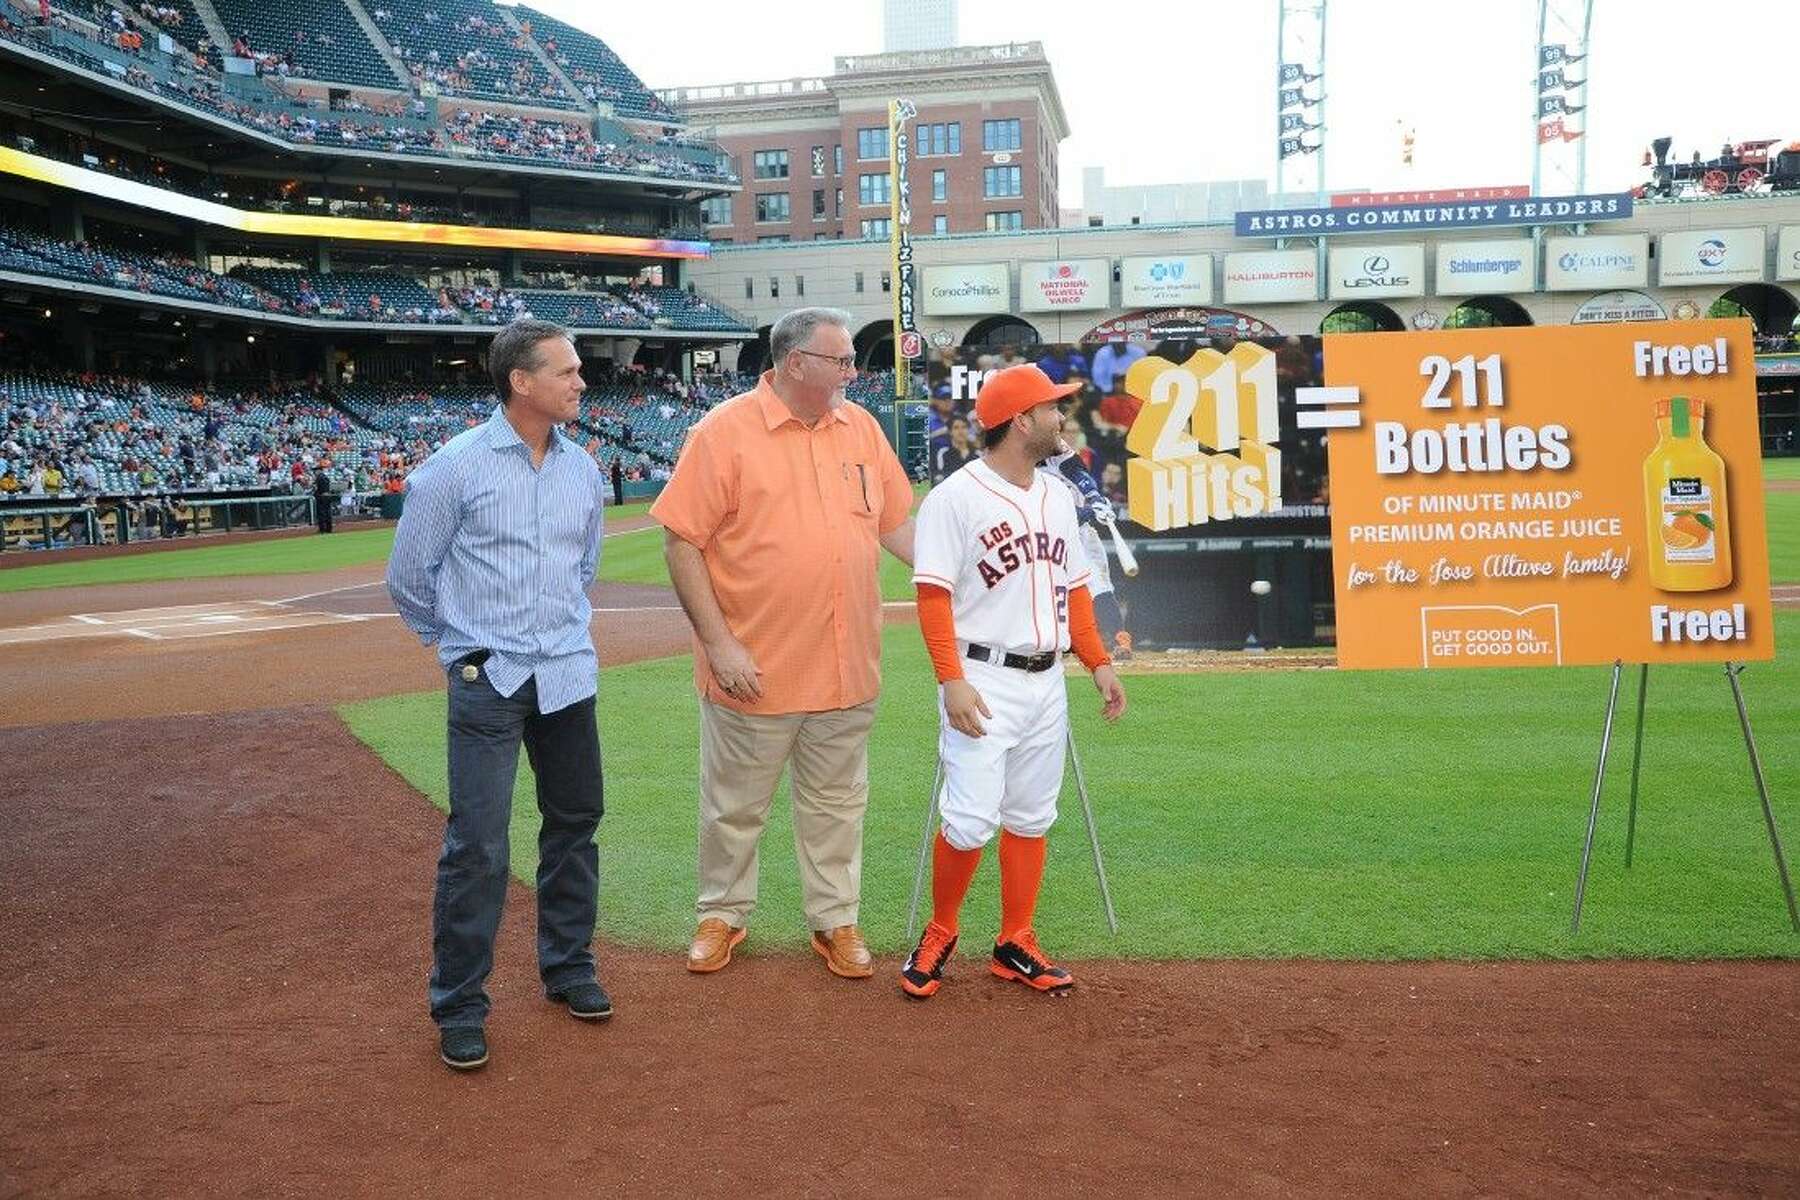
[0,3,738,184]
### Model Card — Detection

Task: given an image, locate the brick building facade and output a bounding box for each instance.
[661,43,1068,245]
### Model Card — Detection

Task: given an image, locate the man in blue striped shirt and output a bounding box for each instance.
[385,318,611,1072]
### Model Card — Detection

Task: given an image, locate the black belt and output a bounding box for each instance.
[966,644,1058,673]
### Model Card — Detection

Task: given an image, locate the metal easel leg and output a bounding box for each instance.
[1625,664,1649,868]
[1724,663,1800,934]
[905,752,944,943]
[1066,729,1119,935]
[1572,660,1624,934]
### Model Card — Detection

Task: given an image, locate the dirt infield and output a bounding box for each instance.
[2,560,1798,1195]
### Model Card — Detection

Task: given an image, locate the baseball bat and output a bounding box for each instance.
[1051,448,1139,577]
[1097,511,1139,578]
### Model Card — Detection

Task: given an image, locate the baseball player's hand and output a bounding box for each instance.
[705,634,763,702]
[1092,664,1127,722]
[942,678,992,738]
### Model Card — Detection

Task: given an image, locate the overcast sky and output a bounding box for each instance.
[524,0,1799,207]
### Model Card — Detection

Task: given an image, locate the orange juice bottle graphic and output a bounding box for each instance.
[1643,396,1732,592]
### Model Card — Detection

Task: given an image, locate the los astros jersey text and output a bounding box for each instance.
[914,458,1092,655]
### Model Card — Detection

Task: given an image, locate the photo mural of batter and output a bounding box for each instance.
[924,336,1333,651]
[902,364,1128,999]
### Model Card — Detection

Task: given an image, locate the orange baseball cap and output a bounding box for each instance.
[974,364,1081,430]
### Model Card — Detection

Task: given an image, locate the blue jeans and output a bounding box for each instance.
[429,668,603,1028]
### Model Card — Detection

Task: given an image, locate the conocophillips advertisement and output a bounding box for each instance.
[0,146,708,258]
[1320,319,1771,669]
[1019,259,1110,312]
[920,263,1010,316]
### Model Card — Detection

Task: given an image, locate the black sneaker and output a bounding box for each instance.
[440,1026,489,1071]
[990,930,1074,993]
[546,980,614,1021]
[899,922,958,999]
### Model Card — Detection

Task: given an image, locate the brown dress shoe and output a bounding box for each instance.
[687,918,746,973]
[810,924,874,979]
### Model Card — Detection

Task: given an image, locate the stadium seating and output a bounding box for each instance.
[371,0,576,108]
[209,0,402,89]
[226,267,455,322]
[512,6,668,121]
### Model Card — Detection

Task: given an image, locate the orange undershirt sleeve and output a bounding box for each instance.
[1067,584,1111,671]
[916,583,964,683]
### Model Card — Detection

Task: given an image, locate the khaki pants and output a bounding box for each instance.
[697,698,875,931]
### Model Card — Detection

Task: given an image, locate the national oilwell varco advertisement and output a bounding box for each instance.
[1321,319,1772,669]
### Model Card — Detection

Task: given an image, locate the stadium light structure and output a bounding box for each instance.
[1531,0,1594,196]
[1275,0,1329,201]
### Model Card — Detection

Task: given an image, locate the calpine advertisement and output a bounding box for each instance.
[1321,319,1772,669]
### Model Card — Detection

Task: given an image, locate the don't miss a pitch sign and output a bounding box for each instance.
[1319,319,1772,670]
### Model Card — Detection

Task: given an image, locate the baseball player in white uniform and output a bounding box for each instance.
[902,364,1127,999]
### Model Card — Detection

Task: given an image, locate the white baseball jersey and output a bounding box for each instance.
[914,457,1092,655]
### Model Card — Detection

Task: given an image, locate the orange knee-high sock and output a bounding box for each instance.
[931,830,983,934]
[998,829,1048,943]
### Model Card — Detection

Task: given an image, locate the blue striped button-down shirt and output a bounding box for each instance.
[385,406,607,714]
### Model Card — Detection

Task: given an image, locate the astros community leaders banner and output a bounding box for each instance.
[1320,319,1772,670]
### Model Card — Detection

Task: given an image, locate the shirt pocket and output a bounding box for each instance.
[843,460,878,522]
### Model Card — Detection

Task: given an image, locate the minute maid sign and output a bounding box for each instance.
[1236,192,1632,236]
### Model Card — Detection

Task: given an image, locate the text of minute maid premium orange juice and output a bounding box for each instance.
[1643,395,1733,592]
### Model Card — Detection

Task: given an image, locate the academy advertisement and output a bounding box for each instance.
[1320,320,1772,670]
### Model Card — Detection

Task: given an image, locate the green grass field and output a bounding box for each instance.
[1763,457,1800,482]
[340,611,1800,962]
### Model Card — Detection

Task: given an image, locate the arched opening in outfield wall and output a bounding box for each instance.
[1319,302,1404,334]
[737,327,772,375]
[962,314,1042,351]
[1707,284,1800,348]
[853,321,896,373]
[1444,295,1535,329]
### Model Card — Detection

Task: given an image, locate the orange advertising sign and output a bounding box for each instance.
[1321,319,1772,669]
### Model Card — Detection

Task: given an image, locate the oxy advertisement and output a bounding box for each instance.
[1321,320,1772,669]
[1657,227,1765,286]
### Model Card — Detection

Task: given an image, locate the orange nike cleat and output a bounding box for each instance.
[899,921,958,999]
[990,929,1073,992]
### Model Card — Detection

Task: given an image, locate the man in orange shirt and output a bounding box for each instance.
[652,307,915,979]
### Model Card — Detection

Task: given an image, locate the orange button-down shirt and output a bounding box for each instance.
[651,372,913,715]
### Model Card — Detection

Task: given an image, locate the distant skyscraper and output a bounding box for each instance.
[884,0,957,52]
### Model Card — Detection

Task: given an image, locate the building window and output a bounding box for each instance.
[811,145,826,177]
[854,270,864,293]
[796,275,804,296]
[757,235,790,242]
[834,144,843,175]
[744,277,754,299]
[931,169,946,202]
[770,276,779,299]
[813,189,826,219]
[858,172,891,206]
[835,187,843,217]
[917,121,962,156]
[856,126,887,160]
[814,232,832,240]
[860,218,892,239]
[699,196,732,225]
[983,165,1022,198]
[880,270,892,293]
[985,211,1023,231]
[933,214,948,234]
[755,193,790,222]
[982,119,1022,152]
[752,149,790,180]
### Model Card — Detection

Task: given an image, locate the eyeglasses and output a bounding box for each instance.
[794,349,857,372]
